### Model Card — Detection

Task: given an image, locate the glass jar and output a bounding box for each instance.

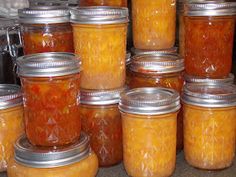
[17,52,81,147]
[18,6,74,55]
[119,88,180,177]
[182,84,236,170]
[131,47,178,56]
[7,133,99,177]
[0,84,24,172]
[79,0,127,7]
[80,88,124,167]
[132,0,176,50]
[71,7,128,90]
[184,1,236,78]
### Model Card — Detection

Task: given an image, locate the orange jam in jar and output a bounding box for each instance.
[17,53,81,147]
[119,88,180,177]
[7,133,99,177]
[184,1,236,78]
[182,84,236,170]
[19,7,74,55]
[80,88,124,167]
[0,85,24,172]
[132,0,176,50]
[71,7,129,90]
[79,0,127,7]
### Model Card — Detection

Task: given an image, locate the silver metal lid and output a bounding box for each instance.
[181,83,236,108]
[80,87,126,105]
[17,52,81,77]
[14,132,91,168]
[0,84,22,110]
[130,53,184,74]
[70,6,129,24]
[184,73,235,84]
[131,47,178,56]
[119,87,180,115]
[18,6,70,24]
[184,0,236,16]
[126,52,131,65]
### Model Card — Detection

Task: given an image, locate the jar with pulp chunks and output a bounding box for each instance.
[7,133,99,177]
[184,1,236,78]
[79,0,127,7]
[119,88,180,177]
[132,0,176,50]
[80,88,125,167]
[71,7,129,90]
[0,84,24,172]
[182,83,236,170]
[18,6,74,55]
[17,52,81,147]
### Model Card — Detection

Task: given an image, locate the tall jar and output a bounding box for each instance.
[79,0,127,7]
[80,88,124,167]
[119,88,180,177]
[18,6,74,55]
[0,84,24,172]
[17,52,81,147]
[7,133,99,177]
[71,7,128,90]
[182,84,236,170]
[184,1,236,78]
[132,0,176,50]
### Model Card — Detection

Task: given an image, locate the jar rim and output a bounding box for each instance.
[131,47,178,56]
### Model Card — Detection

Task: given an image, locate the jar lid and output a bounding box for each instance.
[80,87,126,105]
[18,6,70,24]
[70,6,129,24]
[126,52,131,65]
[16,52,81,77]
[184,0,236,16]
[119,87,180,115]
[181,83,236,108]
[131,47,178,56]
[130,54,184,74]
[0,84,22,110]
[14,132,91,168]
[184,73,235,84]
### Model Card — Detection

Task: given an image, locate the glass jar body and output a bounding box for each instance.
[21,23,74,55]
[7,152,98,177]
[0,106,24,172]
[185,16,235,78]
[73,23,127,90]
[20,74,81,147]
[79,0,127,7]
[183,104,236,170]
[122,112,177,177]
[132,0,176,50]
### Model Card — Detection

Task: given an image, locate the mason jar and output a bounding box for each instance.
[71,7,128,90]
[182,83,236,170]
[7,133,98,177]
[0,84,24,172]
[119,88,180,177]
[184,1,236,78]
[18,6,74,55]
[17,52,81,147]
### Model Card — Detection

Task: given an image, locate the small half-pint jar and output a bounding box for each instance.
[7,133,98,177]
[17,52,81,147]
[71,7,129,90]
[80,88,125,167]
[0,85,24,172]
[182,83,236,170]
[119,87,180,177]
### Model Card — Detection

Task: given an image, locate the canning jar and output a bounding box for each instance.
[17,52,81,147]
[184,1,236,78]
[182,84,236,170]
[18,6,74,55]
[132,0,176,50]
[7,133,99,177]
[0,84,23,172]
[79,0,127,7]
[71,7,128,90]
[80,88,124,167]
[131,47,178,56]
[119,88,180,177]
